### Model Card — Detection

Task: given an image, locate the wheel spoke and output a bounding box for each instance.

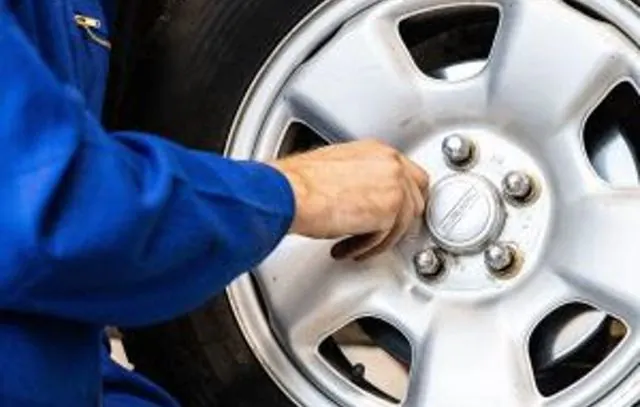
[285,9,425,146]
[542,126,605,203]
[255,236,424,354]
[405,304,540,407]
[488,0,630,139]
[499,270,580,345]
[550,190,640,324]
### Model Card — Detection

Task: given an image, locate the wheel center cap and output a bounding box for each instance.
[426,174,506,255]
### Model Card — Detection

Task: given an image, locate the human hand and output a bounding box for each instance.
[269,140,429,261]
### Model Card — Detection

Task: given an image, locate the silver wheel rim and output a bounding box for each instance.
[225,0,640,406]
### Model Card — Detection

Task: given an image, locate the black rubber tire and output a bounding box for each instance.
[104,0,323,406]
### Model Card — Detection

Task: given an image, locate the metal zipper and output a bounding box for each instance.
[74,14,111,50]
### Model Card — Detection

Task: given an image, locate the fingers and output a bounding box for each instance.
[400,155,429,193]
[404,166,426,217]
[333,169,423,260]
[331,232,387,260]
[306,139,429,260]
[355,178,417,261]
[368,140,429,191]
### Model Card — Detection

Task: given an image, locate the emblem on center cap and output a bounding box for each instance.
[426,174,506,255]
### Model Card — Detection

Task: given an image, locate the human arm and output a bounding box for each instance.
[0,10,294,327]
[0,7,427,327]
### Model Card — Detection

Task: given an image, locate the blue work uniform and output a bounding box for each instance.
[0,1,295,405]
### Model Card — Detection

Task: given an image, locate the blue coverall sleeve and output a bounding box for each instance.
[0,11,295,326]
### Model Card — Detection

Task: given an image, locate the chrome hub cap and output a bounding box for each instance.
[426,173,505,255]
[225,0,640,406]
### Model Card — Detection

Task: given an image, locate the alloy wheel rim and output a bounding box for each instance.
[225,0,640,405]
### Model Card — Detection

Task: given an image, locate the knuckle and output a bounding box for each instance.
[380,218,395,231]
[419,172,430,190]
[388,148,403,161]
[374,141,399,157]
[386,159,404,178]
[388,188,405,211]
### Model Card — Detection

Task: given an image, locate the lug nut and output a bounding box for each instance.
[503,171,534,202]
[442,134,474,167]
[484,243,515,274]
[414,248,443,279]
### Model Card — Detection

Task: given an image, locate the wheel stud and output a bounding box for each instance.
[484,243,515,275]
[503,171,535,203]
[414,248,443,279]
[442,134,474,167]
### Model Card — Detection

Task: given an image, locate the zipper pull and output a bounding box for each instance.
[75,15,101,29]
[74,14,111,49]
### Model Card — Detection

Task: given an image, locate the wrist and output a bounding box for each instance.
[268,160,308,235]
